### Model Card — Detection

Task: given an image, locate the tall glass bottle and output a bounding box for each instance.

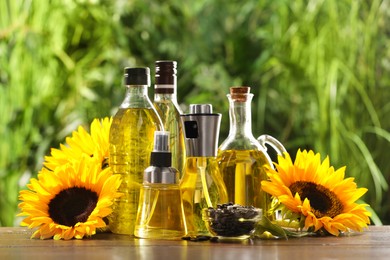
[109,67,163,235]
[217,87,286,219]
[153,60,185,175]
[180,104,228,236]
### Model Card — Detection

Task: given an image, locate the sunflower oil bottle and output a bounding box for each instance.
[109,67,163,235]
[134,131,187,239]
[217,87,286,219]
[152,60,185,175]
[180,104,228,236]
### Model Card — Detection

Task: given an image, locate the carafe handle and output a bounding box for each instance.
[257,134,287,161]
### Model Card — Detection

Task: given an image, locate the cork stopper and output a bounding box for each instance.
[230,86,251,101]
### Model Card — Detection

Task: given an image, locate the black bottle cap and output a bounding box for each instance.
[150,152,172,167]
[150,131,172,167]
[155,60,177,85]
[124,67,150,85]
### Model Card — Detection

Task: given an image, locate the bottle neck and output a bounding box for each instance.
[154,60,177,100]
[228,94,254,137]
[121,85,151,108]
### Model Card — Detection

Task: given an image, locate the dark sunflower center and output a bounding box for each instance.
[48,187,98,227]
[289,181,343,218]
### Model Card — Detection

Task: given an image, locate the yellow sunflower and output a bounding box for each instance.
[261,149,371,236]
[44,117,112,171]
[18,156,122,240]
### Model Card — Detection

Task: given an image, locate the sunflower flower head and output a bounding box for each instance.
[18,155,122,240]
[261,149,371,236]
[44,117,112,171]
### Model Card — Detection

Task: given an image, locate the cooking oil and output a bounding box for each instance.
[217,149,270,213]
[153,99,185,174]
[153,60,185,175]
[109,107,163,234]
[134,131,187,239]
[134,184,186,239]
[180,157,228,236]
[217,87,286,220]
[108,67,164,235]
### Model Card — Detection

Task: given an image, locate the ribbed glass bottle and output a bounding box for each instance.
[153,61,185,175]
[109,67,163,235]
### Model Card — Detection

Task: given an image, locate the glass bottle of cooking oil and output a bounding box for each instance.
[153,60,185,175]
[109,67,163,235]
[134,131,187,239]
[180,104,228,236]
[217,87,286,219]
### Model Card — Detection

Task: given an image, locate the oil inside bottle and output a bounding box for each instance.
[153,99,185,174]
[217,149,271,216]
[134,184,187,239]
[180,157,228,236]
[108,107,162,235]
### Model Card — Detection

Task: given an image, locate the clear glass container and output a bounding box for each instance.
[134,131,187,239]
[202,204,262,241]
[180,157,227,236]
[217,87,286,219]
[180,104,228,236]
[135,183,187,239]
[109,67,163,235]
[153,61,185,175]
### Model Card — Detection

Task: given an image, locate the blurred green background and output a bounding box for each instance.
[1,0,389,227]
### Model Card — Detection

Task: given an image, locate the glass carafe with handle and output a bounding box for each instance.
[217,86,286,220]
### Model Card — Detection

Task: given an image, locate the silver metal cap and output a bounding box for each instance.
[153,131,169,152]
[143,166,180,184]
[181,104,221,157]
[189,104,213,114]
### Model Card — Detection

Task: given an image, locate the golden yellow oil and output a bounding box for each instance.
[134,184,187,239]
[108,107,163,235]
[217,149,271,217]
[153,99,185,175]
[180,157,228,236]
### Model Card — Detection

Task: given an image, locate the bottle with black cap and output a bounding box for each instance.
[134,131,187,239]
[153,60,185,175]
[109,67,163,235]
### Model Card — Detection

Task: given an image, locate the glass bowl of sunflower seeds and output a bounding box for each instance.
[202,203,262,240]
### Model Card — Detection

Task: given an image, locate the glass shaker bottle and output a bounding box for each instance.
[134,131,187,239]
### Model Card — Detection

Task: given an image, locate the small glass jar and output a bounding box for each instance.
[202,203,262,240]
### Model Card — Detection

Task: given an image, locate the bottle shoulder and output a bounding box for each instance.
[112,107,163,128]
[219,134,262,151]
[153,99,183,114]
[120,89,155,109]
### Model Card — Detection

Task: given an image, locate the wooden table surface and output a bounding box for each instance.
[1,226,390,259]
